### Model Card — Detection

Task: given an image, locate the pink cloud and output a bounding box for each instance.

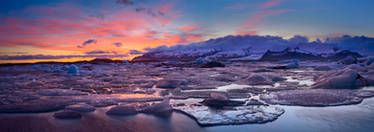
[237,10,288,35]
[241,10,287,28]
[260,0,284,9]
[178,25,198,32]
[0,1,203,55]
[238,31,258,36]
[225,0,284,10]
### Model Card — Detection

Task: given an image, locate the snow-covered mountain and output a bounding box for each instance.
[132,35,373,62]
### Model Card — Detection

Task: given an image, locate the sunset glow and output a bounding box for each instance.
[1,0,374,63]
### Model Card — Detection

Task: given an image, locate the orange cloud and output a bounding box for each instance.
[0,1,203,58]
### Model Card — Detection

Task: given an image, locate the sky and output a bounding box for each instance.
[0,0,373,63]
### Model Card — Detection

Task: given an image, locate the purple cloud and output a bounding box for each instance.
[116,0,134,5]
[113,42,123,47]
[85,50,112,55]
[129,50,143,55]
[77,39,98,48]
[135,7,165,17]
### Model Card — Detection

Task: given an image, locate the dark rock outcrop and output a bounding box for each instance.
[260,49,362,62]
[201,61,225,68]
[339,56,357,65]
[260,49,323,61]
[330,50,362,60]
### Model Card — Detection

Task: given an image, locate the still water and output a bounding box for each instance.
[1,98,374,132]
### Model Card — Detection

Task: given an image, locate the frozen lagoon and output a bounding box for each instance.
[1,61,374,132]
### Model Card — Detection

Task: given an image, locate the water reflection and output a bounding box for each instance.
[0,107,206,132]
[1,98,374,132]
[208,97,374,132]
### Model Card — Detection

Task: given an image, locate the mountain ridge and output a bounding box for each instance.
[133,35,373,62]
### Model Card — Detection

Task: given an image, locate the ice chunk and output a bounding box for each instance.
[156,79,187,89]
[65,103,95,112]
[106,105,138,116]
[315,65,332,71]
[260,89,363,106]
[142,98,173,116]
[54,110,82,119]
[312,69,367,89]
[246,74,274,85]
[38,89,87,96]
[123,60,130,65]
[67,64,79,75]
[201,92,245,108]
[173,104,284,126]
